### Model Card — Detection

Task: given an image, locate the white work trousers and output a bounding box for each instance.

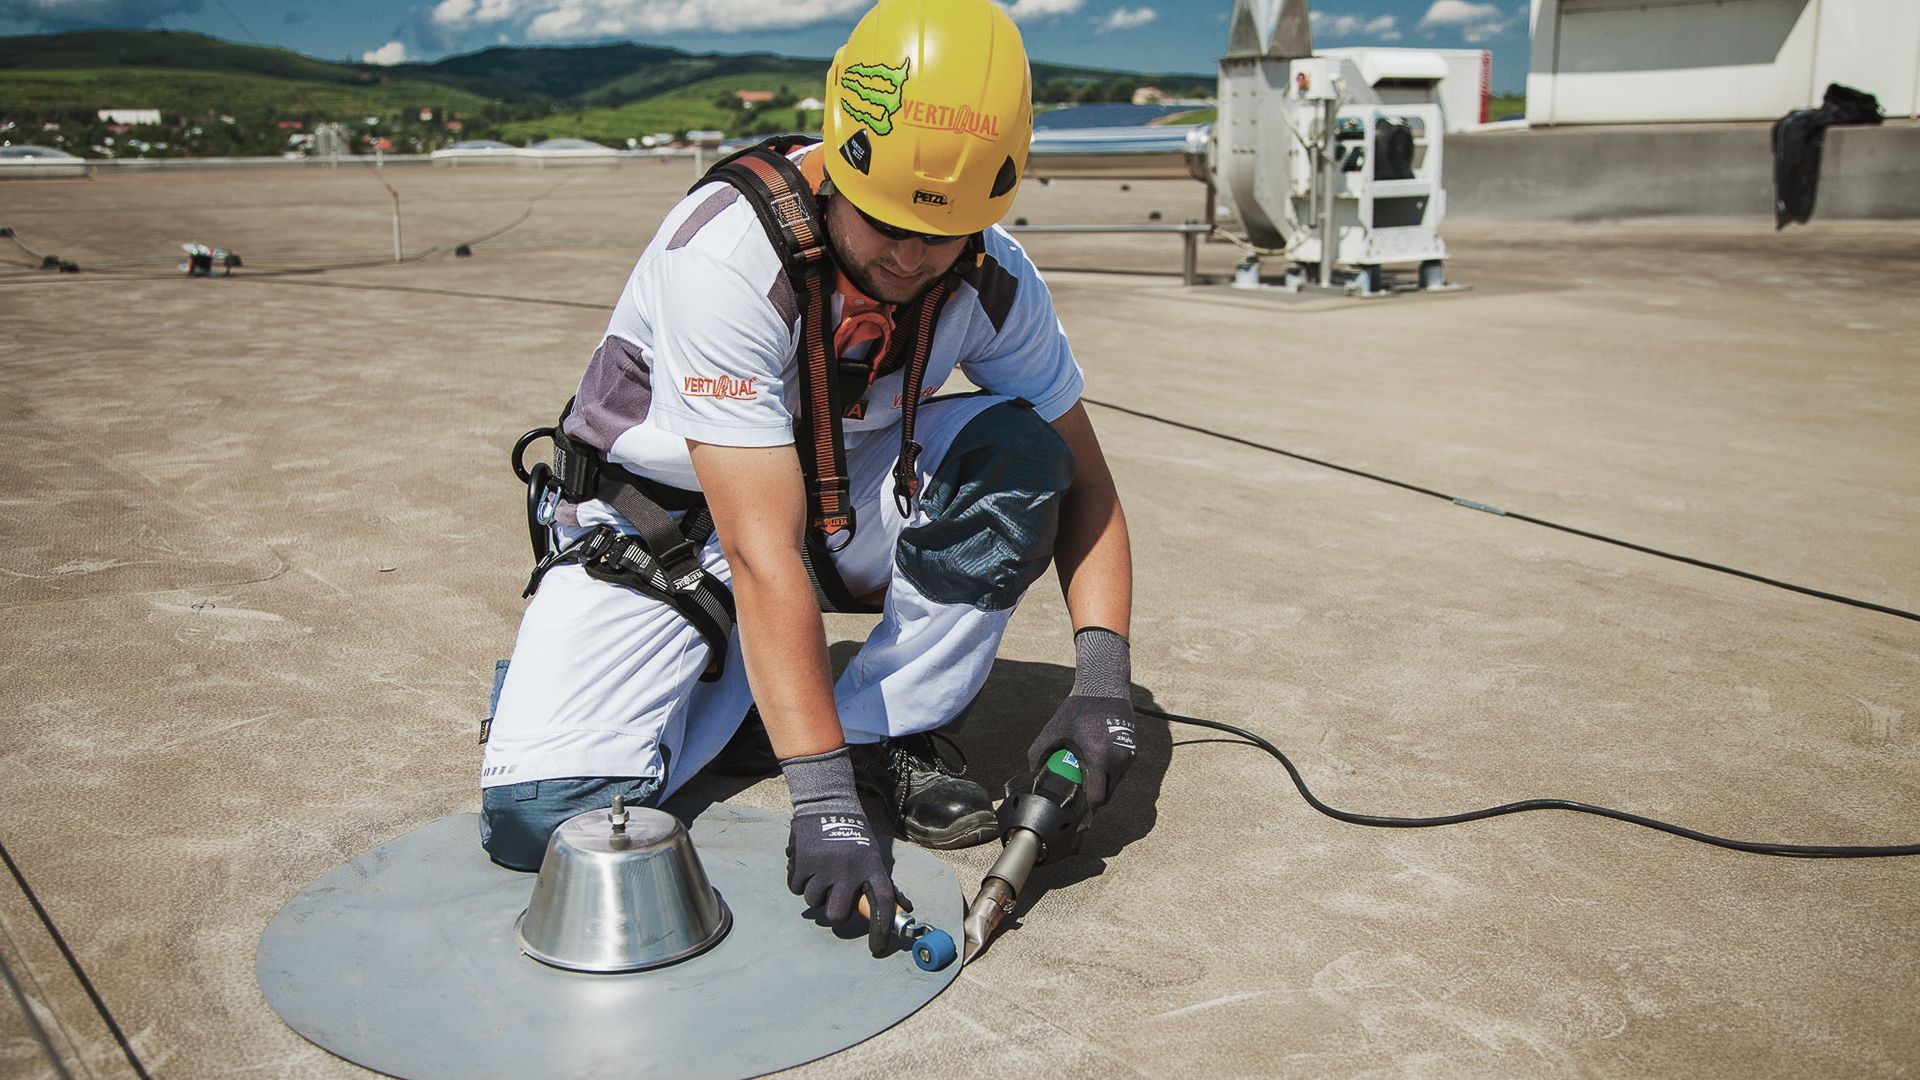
[481,394,1026,798]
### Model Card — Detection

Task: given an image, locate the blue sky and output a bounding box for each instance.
[0,0,1533,91]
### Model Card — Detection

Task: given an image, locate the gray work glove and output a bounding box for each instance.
[782,746,911,958]
[1027,627,1138,809]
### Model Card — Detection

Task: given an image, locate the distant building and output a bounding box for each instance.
[445,119,465,133]
[97,109,161,125]
[795,97,825,111]
[734,90,776,107]
[1131,86,1167,105]
[313,123,351,157]
[277,120,304,130]
[1528,0,1920,123]
[419,108,434,122]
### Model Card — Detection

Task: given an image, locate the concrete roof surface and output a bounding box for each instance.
[1,164,1916,1079]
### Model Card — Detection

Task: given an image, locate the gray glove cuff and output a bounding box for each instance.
[780,746,863,819]
[1069,627,1131,699]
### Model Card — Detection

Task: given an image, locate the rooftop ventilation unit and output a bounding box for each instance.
[1194,0,1452,294]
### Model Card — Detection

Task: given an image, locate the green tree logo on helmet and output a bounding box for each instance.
[840,58,910,137]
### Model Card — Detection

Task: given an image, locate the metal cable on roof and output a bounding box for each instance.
[1082,396,1920,625]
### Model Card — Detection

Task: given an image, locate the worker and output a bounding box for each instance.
[481,0,1138,957]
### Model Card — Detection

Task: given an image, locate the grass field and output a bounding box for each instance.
[1151,107,1215,125]
[0,68,492,116]
[498,71,831,142]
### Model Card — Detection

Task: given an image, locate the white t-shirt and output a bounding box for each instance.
[558,153,1084,494]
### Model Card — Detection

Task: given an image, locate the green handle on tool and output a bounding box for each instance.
[1036,748,1085,808]
[1045,748,1084,785]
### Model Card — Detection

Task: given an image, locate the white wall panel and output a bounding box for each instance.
[1525,0,1920,123]
[1813,0,1920,117]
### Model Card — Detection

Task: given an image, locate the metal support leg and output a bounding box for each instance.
[1318,97,1337,290]
[1182,231,1198,286]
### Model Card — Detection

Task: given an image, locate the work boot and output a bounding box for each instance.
[701,706,780,779]
[849,733,997,850]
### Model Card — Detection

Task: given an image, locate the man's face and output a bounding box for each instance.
[824,194,969,305]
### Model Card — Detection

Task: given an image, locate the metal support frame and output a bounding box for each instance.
[1002,222,1214,285]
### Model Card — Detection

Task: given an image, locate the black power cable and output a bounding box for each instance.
[1140,704,1920,858]
[1082,397,1920,625]
[0,838,152,1078]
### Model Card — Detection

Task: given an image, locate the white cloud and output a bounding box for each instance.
[1098,6,1155,32]
[431,0,525,29]
[362,40,409,64]
[431,0,870,37]
[1004,0,1082,22]
[1419,0,1500,25]
[1309,10,1400,41]
[1418,0,1515,41]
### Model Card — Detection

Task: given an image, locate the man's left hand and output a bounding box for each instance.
[1027,694,1136,809]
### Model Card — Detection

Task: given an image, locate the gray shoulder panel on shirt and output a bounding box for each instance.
[565,336,653,452]
[668,186,742,251]
[961,253,1019,334]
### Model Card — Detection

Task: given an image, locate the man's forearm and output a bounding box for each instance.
[1050,402,1133,637]
[729,549,845,760]
[688,439,846,761]
[1056,481,1132,637]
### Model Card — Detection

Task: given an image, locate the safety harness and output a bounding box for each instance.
[511,135,976,678]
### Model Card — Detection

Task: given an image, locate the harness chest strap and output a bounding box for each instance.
[700,138,958,544]
[509,137,964,659]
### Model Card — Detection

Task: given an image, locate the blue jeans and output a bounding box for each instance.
[478,658,665,871]
[479,774,665,871]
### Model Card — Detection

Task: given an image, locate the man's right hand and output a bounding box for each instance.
[781,746,910,958]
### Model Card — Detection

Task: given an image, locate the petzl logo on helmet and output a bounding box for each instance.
[840,57,910,137]
[912,189,947,206]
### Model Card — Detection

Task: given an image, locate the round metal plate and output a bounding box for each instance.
[257,803,962,1080]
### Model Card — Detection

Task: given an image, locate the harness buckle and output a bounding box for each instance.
[807,474,857,550]
[893,442,924,518]
[650,536,699,576]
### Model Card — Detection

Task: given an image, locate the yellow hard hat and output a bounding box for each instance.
[822,0,1033,236]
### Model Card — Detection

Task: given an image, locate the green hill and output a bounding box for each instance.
[0,29,494,116]
[0,29,1216,154]
[0,67,492,115]
[0,28,368,83]
[395,40,1212,107]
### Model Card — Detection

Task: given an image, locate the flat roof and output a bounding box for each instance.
[2,163,1916,1079]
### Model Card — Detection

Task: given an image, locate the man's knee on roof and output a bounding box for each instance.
[896,400,1075,611]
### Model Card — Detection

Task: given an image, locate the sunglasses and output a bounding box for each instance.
[847,199,968,247]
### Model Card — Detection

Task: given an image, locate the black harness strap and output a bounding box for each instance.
[890,275,950,516]
[509,137,973,651]
[514,399,735,680]
[702,145,852,548]
[697,138,966,612]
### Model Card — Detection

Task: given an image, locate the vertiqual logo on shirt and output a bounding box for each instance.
[681,374,759,401]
